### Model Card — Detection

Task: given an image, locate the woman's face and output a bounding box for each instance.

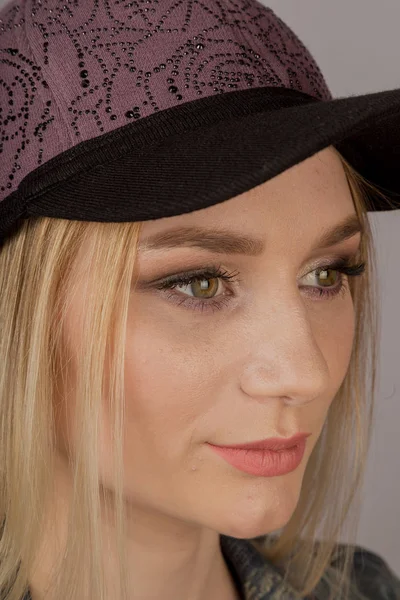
[62,146,362,539]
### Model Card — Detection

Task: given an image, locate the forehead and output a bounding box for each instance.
[139,147,355,247]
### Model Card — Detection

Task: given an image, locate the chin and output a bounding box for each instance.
[212,477,302,540]
[217,511,294,541]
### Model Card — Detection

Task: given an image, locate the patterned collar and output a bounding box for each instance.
[220,535,301,600]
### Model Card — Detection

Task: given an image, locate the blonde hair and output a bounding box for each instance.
[0,151,394,600]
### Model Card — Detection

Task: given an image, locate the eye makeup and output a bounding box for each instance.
[136,256,366,315]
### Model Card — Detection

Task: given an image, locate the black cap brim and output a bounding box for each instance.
[1,85,400,242]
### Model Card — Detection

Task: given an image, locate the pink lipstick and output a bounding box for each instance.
[207,433,310,477]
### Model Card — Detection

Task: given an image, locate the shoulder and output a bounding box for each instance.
[329,543,400,599]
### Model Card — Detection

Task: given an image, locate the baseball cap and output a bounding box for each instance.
[1,0,399,245]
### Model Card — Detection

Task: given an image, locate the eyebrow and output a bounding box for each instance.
[139,214,363,256]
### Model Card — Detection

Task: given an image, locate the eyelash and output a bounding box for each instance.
[153,258,366,314]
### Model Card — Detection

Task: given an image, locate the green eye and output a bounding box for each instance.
[316,268,340,287]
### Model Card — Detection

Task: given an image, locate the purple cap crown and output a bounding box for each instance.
[0,0,331,204]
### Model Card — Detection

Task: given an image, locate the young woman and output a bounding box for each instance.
[0,1,399,599]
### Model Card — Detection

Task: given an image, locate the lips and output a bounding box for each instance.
[207,435,309,477]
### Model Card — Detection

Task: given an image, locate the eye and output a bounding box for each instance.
[313,267,340,287]
[173,276,221,299]
[152,266,240,313]
[301,259,366,299]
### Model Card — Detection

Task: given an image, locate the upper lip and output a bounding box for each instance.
[208,432,311,451]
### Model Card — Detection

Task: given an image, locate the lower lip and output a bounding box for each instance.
[207,440,306,477]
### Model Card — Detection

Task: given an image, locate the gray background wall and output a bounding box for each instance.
[1,0,399,575]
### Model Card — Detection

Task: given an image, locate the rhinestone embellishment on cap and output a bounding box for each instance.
[0,0,331,200]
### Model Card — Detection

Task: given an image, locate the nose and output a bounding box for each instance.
[238,292,330,407]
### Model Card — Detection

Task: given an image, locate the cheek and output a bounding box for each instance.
[315,298,356,395]
[122,317,220,460]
